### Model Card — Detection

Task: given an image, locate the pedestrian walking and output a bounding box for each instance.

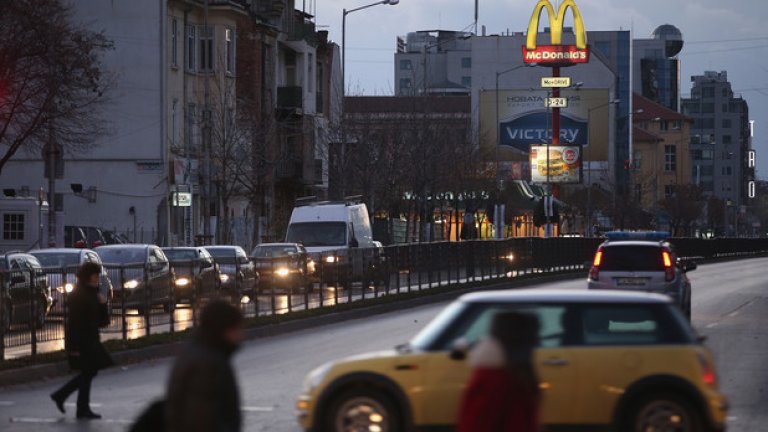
[165,300,244,432]
[457,311,541,432]
[50,262,113,419]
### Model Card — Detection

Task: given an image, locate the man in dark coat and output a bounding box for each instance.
[165,300,244,432]
[51,262,113,419]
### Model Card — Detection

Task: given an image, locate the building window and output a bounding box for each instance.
[225,27,235,74]
[399,78,412,89]
[694,118,714,129]
[54,193,64,212]
[198,25,214,72]
[461,57,472,68]
[171,18,179,67]
[659,120,669,131]
[307,53,314,93]
[664,185,675,197]
[2,213,25,241]
[702,150,714,160]
[722,103,728,113]
[701,103,714,113]
[461,76,471,87]
[314,159,323,184]
[671,120,681,130]
[633,151,642,169]
[722,166,732,176]
[186,25,196,71]
[722,119,731,128]
[701,87,715,98]
[722,135,732,145]
[399,59,412,70]
[186,103,196,149]
[664,145,676,171]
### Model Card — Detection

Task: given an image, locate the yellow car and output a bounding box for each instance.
[297,290,728,432]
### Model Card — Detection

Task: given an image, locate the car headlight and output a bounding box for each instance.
[56,283,74,294]
[324,256,340,264]
[123,279,139,289]
[505,253,515,262]
[175,277,190,287]
[302,363,332,394]
[276,267,290,277]
[307,259,316,273]
[219,274,230,283]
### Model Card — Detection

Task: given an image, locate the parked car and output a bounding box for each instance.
[95,244,175,313]
[204,246,258,300]
[296,290,728,432]
[31,248,114,314]
[0,252,53,330]
[162,247,221,303]
[250,243,315,293]
[588,231,695,318]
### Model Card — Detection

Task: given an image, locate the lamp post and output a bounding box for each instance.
[493,63,535,239]
[340,0,399,197]
[585,98,620,236]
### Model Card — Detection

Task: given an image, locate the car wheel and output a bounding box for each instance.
[624,393,703,432]
[326,388,400,432]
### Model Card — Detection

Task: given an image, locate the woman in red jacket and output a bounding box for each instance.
[457,311,541,432]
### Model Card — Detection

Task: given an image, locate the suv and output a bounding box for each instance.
[296,290,727,432]
[588,232,696,318]
[205,246,258,300]
[251,243,315,293]
[96,245,175,313]
[0,253,53,330]
[162,247,221,302]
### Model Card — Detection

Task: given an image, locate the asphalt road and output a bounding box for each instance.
[0,257,766,431]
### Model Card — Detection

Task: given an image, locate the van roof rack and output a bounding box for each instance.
[295,196,318,207]
[344,195,363,205]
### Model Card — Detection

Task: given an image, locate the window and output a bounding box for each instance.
[722,103,728,113]
[702,150,714,160]
[664,145,677,171]
[701,87,715,98]
[186,25,196,71]
[582,306,662,346]
[3,213,25,241]
[722,166,732,176]
[694,118,714,129]
[461,76,471,87]
[399,78,412,89]
[307,53,314,92]
[701,103,714,113]
[186,103,196,149]
[633,151,642,169]
[671,120,681,130]
[225,27,235,74]
[461,57,471,68]
[722,87,729,98]
[198,25,214,72]
[722,135,732,145]
[659,120,669,131]
[54,193,64,212]
[665,185,675,197]
[171,18,179,67]
[314,159,323,184]
[399,59,412,70]
[722,119,731,128]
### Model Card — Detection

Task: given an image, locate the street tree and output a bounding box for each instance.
[0,0,113,173]
[657,184,705,236]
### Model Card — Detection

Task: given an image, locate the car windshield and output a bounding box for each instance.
[286,222,346,247]
[251,246,297,258]
[163,249,197,261]
[410,301,467,350]
[32,253,80,268]
[96,248,146,265]
[601,245,665,271]
[207,248,239,259]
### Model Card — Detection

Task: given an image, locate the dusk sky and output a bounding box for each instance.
[311,0,768,178]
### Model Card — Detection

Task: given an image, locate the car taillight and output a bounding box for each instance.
[697,352,717,386]
[662,250,675,281]
[589,250,602,281]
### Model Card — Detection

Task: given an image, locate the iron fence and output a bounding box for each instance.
[2,237,768,360]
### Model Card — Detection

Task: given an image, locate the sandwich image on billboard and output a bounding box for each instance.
[530,145,581,183]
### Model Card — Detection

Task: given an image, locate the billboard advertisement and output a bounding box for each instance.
[479,89,611,161]
[529,145,582,184]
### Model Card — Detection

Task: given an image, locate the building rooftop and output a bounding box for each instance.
[633,93,691,122]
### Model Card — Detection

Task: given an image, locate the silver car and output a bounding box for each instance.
[587,236,696,319]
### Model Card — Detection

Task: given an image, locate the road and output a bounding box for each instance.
[0,258,766,431]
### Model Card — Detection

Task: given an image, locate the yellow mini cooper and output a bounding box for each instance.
[297,289,727,432]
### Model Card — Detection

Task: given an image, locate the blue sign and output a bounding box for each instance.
[499,111,588,153]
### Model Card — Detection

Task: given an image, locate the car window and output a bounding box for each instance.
[601,245,664,271]
[163,249,198,261]
[86,252,101,264]
[580,305,667,345]
[153,248,168,263]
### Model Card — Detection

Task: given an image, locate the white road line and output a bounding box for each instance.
[705,322,720,328]
[0,401,15,406]
[241,406,275,412]
[64,402,103,407]
[10,417,60,423]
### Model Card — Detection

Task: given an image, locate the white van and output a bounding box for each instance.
[285,200,375,285]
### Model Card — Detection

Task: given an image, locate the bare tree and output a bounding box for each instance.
[657,184,705,236]
[0,0,113,173]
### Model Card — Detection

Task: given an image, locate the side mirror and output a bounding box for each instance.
[449,338,469,361]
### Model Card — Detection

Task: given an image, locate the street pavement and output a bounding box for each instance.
[0,257,766,431]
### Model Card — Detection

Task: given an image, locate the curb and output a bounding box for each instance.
[0,270,586,387]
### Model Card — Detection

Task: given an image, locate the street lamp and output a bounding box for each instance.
[493,63,536,239]
[339,0,399,197]
[585,98,620,237]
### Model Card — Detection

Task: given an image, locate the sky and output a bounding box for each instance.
[309,0,768,179]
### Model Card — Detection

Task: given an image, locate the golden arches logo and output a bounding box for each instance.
[526,0,587,50]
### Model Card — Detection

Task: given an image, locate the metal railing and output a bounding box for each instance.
[2,237,768,360]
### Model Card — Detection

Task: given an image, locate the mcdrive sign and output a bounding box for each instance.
[500,111,587,153]
[522,0,590,67]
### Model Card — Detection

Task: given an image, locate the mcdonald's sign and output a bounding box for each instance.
[522,0,590,67]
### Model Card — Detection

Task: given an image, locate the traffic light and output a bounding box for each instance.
[623,159,631,170]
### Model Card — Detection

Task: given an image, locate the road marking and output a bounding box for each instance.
[10,417,60,423]
[241,406,274,412]
[64,402,103,407]
[705,322,719,328]
[0,401,15,406]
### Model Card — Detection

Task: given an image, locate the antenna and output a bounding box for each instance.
[474,0,479,35]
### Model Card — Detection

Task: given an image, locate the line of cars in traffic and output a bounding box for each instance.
[294,232,726,432]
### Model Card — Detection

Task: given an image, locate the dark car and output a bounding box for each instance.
[204,246,258,300]
[162,247,221,303]
[0,253,53,330]
[96,244,175,313]
[251,243,315,293]
[31,248,114,314]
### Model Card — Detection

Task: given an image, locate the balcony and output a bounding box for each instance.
[277,86,303,117]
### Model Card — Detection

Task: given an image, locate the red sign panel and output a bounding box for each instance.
[522,45,590,67]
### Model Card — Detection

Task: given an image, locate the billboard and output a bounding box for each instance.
[479,89,611,161]
[529,145,581,184]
